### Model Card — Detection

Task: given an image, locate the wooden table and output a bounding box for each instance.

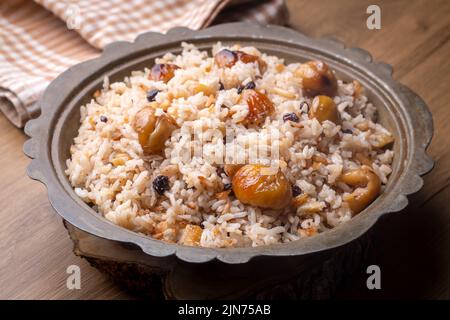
[1,0,449,299]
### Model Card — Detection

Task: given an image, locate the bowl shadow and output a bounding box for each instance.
[335,176,447,299]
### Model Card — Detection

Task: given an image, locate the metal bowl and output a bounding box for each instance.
[23,22,433,297]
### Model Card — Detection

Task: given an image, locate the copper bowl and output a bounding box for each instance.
[24,22,433,298]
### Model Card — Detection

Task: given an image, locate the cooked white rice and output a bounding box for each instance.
[66,42,394,248]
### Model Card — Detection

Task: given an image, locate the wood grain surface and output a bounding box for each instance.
[0,0,449,299]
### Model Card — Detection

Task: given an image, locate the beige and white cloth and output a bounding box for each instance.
[0,0,288,128]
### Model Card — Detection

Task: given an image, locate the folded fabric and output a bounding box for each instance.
[0,0,288,128]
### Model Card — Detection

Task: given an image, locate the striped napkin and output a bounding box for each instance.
[0,0,288,128]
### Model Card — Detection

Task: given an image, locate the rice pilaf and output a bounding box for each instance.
[66,42,394,248]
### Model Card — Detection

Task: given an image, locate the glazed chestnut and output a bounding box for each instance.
[309,95,340,124]
[241,89,274,126]
[232,164,292,209]
[236,51,267,73]
[340,166,381,214]
[214,49,266,73]
[133,107,177,154]
[296,60,338,97]
[214,49,238,68]
[149,63,180,83]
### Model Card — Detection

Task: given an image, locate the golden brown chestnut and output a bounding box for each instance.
[296,60,338,97]
[133,107,177,154]
[214,49,266,73]
[309,95,340,124]
[232,164,292,209]
[340,166,381,214]
[149,63,180,83]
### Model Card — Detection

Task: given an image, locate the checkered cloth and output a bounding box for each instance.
[0,0,288,128]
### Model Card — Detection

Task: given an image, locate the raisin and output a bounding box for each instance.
[223,183,232,191]
[219,82,225,90]
[153,175,170,195]
[244,81,256,90]
[283,112,300,123]
[216,167,225,177]
[149,63,179,83]
[238,81,256,94]
[214,49,238,68]
[100,115,108,123]
[292,185,301,197]
[146,89,159,102]
[300,101,309,111]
